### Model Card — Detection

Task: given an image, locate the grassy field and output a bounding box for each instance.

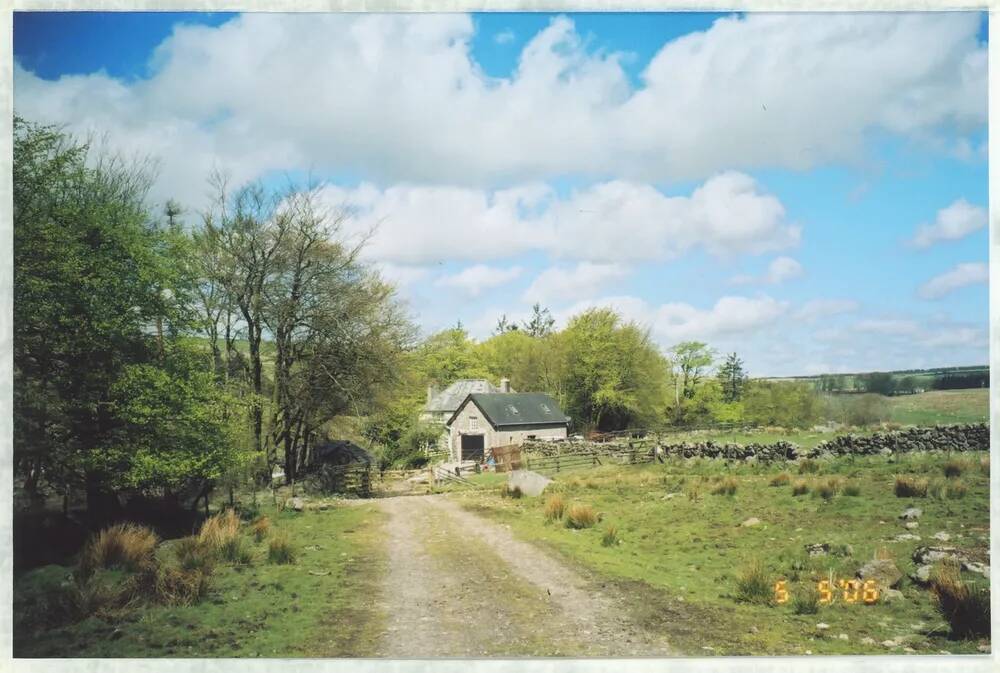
[14,502,385,658]
[455,451,990,655]
[886,389,989,426]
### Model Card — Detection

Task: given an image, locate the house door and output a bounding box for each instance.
[460,434,485,462]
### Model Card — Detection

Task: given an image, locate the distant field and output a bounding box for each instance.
[457,451,991,655]
[886,389,989,426]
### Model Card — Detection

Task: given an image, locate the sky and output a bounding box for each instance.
[13,11,990,377]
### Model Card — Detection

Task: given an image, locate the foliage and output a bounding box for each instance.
[825,393,890,427]
[521,303,555,337]
[743,380,821,429]
[717,352,748,403]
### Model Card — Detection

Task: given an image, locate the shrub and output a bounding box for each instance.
[601,525,620,547]
[769,472,791,487]
[174,536,215,574]
[842,481,861,497]
[791,480,809,496]
[543,495,565,521]
[711,477,738,496]
[931,561,990,638]
[565,504,598,529]
[797,459,819,474]
[895,476,929,498]
[943,459,965,478]
[250,516,271,543]
[792,583,821,614]
[198,509,241,551]
[78,523,159,580]
[946,481,968,499]
[735,560,772,605]
[268,534,296,564]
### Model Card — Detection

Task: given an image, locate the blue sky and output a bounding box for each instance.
[13,11,990,376]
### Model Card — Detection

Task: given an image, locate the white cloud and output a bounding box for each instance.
[494,29,515,45]
[434,264,522,297]
[909,199,987,248]
[375,262,432,288]
[321,171,798,264]
[918,261,988,299]
[653,295,789,342]
[731,255,803,285]
[522,263,628,304]
[920,326,987,348]
[13,13,986,205]
[795,299,860,322]
[853,319,921,335]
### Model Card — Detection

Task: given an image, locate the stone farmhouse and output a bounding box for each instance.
[445,392,569,462]
[420,378,570,462]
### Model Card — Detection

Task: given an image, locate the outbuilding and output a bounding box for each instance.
[445,392,569,462]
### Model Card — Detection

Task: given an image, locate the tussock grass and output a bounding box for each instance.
[127,565,212,607]
[267,533,296,565]
[979,455,989,476]
[769,472,791,487]
[931,561,990,638]
[174,536,215,574]
[711,476,738,496]
[815,477,842,501]
[198,509,241,551]
[946,480,968,499]
[943,459,965,478]
[792,583,821,615]
[250,516,271,543]
[219,537,253,565]
[895,475,929,498]
[601,525,620,547]
[685,483,702,502]
[78,523,158,580]
[842,481,861,496]
[564,504,598,529]
[791,479,809,496]
[735,560,772,605]
[543,495,565,521]
[797,459,820,474]
[500,484,523,499]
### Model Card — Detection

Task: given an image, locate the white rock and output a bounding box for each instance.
[882,640,898,648]
[904,521,919,530]
[861,637,876,646]
[838,633,849,641]
[932,531,951,542]
[741,517,762,527]
[816,623,830,630]
[962,561,990,579]
[900,507,922,520]
[894,533,921,542]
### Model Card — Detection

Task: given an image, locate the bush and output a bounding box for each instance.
[735,560,772,604]
[791,480,809,496]
[543,495,565,521]
[792,583,821,614]
[250,516,271,543]
[565,504,598,529]
[601,525,620,547]
[268,534,296,564]
[931,561,990,638]
[797,459,819,474]
[895,476,929,498]
[943,459,965,478]
[711,477,738,496]
[198,509,241,551]
[769,472,791,487]
[842,482,861,497]
[78,523,158,580]
[174,536,215,574]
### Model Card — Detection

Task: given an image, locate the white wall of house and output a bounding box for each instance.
[447,400,567,461]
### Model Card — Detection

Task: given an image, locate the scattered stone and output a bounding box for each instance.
[894,533,921,542]
[861,637,876,646]
[663,492,681,499]
[816,623,830,631]
[838,633,849,641]
[978,644,990,653]
[286,497,305,512]
[857,558,903,590]
[740,517,762,528]
[806,543,830,557]
[962,561,990,579]
[903,647,917,653]
[912,545,967,565]
[882,588,904,603]
[911,565,933,585]
[900,507,922,520]
[881,640,898,648]
[904,521,919,530]
[932,531,951,542]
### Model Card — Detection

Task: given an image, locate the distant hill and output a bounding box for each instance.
[761,365,989,394]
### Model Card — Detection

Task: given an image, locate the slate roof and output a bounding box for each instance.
[450,393,570,428]
[425,379,506,413]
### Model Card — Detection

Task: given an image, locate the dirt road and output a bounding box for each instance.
[371,495,672,657]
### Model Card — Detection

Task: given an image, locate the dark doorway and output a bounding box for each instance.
[460,434,485,462]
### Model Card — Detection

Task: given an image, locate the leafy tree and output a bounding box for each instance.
[414,327,491,386]
[743,381,821,429]
[717,352,748,403]
[522,302,555,337]
[669,342,716,400]
[493,313,519,335]
[860,372,896,396]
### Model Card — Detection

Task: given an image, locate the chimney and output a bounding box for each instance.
[500,378,511,393]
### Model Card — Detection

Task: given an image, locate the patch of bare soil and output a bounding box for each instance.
[372,495,671,657]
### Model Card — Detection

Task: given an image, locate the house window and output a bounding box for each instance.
[469,416,479,430]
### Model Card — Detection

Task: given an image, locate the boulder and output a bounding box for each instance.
[911,565,933,585]
[903,521,919,530]
[894,533,921,542]
[740,517,762,528]
[912,546,966,565]
[962,561,990,579]
[508,470,552,497]
[899,507,922,520]
[882,588,904,603]
[286,497,305,512]
[857,558,903,590]
[805,543,830,557]
[932,531,951,542]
